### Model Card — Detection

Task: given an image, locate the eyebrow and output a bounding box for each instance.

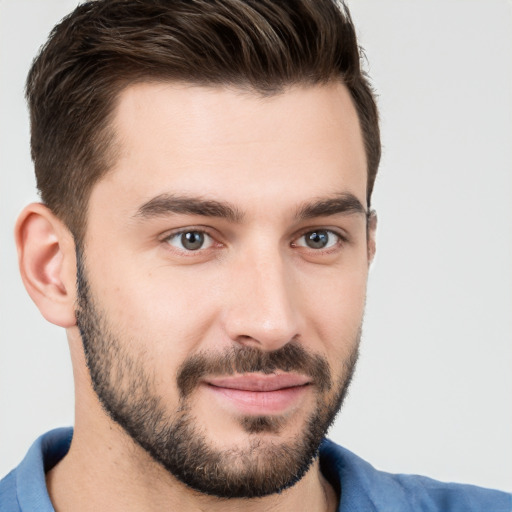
[134,192,366,223]
[296,193,367,220]
[134,194,244,222]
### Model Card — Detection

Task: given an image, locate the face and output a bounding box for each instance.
[76,82,373,497]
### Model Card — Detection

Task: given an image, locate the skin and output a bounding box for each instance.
[16,81,376,511]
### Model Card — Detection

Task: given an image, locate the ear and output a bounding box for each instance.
[15,203,77,328]
[367,210,377,264]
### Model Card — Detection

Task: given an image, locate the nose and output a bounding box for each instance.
[222,247,301,352]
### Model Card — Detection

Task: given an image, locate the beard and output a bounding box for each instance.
[75,248,360,498]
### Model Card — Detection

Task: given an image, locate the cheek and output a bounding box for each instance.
[301,264,367,354]
[90,260,224,365]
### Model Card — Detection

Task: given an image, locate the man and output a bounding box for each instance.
[0,0,510,511]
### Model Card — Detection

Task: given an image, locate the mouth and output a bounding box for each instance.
[202,373,312,415]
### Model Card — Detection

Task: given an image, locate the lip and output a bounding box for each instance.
[202,373,312,415]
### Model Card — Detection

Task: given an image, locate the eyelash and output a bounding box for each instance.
[163,228,219,254]
[292,229,346,253]
[161,227,347,255]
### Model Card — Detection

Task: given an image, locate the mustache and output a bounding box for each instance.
[177,342,332,398]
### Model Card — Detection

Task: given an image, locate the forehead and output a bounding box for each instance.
[91,81,367,219]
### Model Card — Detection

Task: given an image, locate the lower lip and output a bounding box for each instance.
[204,384,310,415]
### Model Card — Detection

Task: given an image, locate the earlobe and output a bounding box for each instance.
[15,203,77,328]
[367,210,377,263]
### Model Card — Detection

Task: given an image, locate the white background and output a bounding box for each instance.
[1,0,511,492]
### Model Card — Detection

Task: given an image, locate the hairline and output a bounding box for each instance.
[73,75,367,242]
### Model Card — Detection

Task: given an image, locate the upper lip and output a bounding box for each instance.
[204,373,311,392]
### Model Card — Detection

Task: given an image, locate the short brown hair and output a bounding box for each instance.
[26,0,380,240]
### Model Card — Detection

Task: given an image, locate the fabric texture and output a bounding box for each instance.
[1,428,510,511]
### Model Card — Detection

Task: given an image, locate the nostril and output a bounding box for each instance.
[234,334,265,349]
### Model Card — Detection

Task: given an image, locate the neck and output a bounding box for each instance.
[46,420,337,512]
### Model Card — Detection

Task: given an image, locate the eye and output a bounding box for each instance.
[165,230,214,251]
[294,229,341,250]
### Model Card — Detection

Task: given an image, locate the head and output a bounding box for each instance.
[26,0,380,243]
[17,0,380,501]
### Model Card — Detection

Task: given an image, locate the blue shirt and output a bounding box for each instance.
[1,428,510,511]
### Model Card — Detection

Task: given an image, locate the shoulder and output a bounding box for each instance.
[319,438,512,512]
[0,428,72,512]
[0,471,21,512]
